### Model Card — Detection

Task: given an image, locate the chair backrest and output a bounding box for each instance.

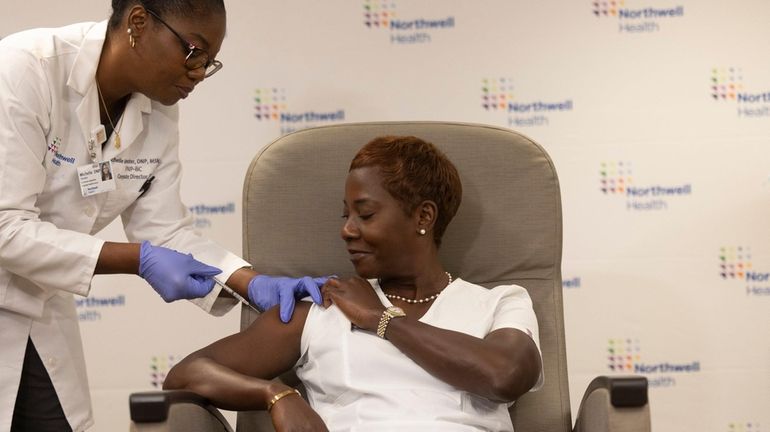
[239,121,571,432]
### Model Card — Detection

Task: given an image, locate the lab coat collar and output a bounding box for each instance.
[66,21,105,96]
[69,20,152,159]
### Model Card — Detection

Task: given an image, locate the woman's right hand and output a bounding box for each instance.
[321,277,385,331]
[270,394,328,432]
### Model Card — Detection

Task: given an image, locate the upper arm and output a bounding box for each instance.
[484,327,543,392]
[485,284,544,392]
[185,301,311,380]
[0,46,50,165]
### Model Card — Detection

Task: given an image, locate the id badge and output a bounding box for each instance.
[77,160,116,197]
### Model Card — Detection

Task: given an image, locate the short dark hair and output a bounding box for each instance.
[350,135,462,248]
[108,0,225,30]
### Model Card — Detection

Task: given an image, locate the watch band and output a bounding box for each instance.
[376,306,406,339]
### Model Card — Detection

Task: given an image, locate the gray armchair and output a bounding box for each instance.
[130,121,650,432]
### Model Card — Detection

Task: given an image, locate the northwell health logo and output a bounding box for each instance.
[363,0,455,44]
[600,161,691,211]
[599,161,632,195]
[728,422,762,432]
[711,67,743,101]
[711,67,770,118]
[607,338,700,388]
[720,246,770,297]
[719,246,751,280]
[363,0,395,28]
[253,88,287,121]
[75,295,126,321]
[481,77,514,111]
[188,202,236,230]
[481,77,574,127]
[592,0,684,33]
[150,355,179,388]
[562,276,582,289]
[46,136,77,167]
[253,87,346,135]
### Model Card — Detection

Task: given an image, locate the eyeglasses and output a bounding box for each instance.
[146,9,223,78]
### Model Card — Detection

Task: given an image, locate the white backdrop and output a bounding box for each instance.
[2,1,769,431]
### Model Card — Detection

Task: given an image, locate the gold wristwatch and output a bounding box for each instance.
[376,306,407,339]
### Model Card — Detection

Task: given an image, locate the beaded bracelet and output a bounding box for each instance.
[267,388,301,412]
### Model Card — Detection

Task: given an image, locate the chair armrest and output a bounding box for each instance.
[573,376,651,432]
[129,390,234,432]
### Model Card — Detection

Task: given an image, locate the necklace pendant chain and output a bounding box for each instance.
[384,272,453,304]
[96,81,123,151]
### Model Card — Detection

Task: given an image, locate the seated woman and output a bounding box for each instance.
[164,135,543,431]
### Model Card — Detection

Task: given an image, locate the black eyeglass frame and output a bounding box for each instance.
[145,9,223,78]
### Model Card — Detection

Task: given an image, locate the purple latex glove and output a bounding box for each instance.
[138,241,222,302]
[247,275,329,322]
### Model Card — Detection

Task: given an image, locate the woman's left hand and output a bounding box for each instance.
[270,393,328,432]
[321,277,385,331]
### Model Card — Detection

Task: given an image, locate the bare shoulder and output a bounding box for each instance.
[244,301,314,337]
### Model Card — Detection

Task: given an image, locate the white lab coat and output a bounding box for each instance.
[0,21,249,431]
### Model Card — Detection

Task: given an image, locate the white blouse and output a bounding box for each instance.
[296,278,543,432]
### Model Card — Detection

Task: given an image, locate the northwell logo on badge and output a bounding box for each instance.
[363,0,455,44]
[600,161,691,211]
[253,87,345,135]
[607,338,700,388]
[720,246,770,297]
[150,355,179,388]
[711,67,770,118]
[592,0,684,33]
[482,78,573,127]
[75,295,127,321]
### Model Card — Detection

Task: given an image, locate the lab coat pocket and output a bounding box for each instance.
[0,270,51,318]
[91,187,142,233]
[105,187,142,213]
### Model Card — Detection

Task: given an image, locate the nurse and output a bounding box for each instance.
[0,1,324,431]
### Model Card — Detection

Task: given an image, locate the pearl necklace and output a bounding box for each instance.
[384,272,453,304]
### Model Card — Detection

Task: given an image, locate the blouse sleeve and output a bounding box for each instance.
[489,284,544,392]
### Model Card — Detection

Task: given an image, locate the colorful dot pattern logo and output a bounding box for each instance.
[481,78,514,111]
[48,137,60,154]
[254,88,287,121]
[607,338,641,372]
[729,422,761,432]
[363,0,396,28]
[150,355,179,388]
[719,246,752,279]
[711,67,743,101]
[600,161,633,194]
[592,0,626,17]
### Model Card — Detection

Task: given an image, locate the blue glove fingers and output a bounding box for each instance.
[314,276,333,285]
[279,286,297,323]
[186,256,222,277]
[302,276,324,305]
[247,275,279,311]
[186,275,217,299]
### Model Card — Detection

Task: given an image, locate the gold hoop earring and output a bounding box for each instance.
[127,28,136,48]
